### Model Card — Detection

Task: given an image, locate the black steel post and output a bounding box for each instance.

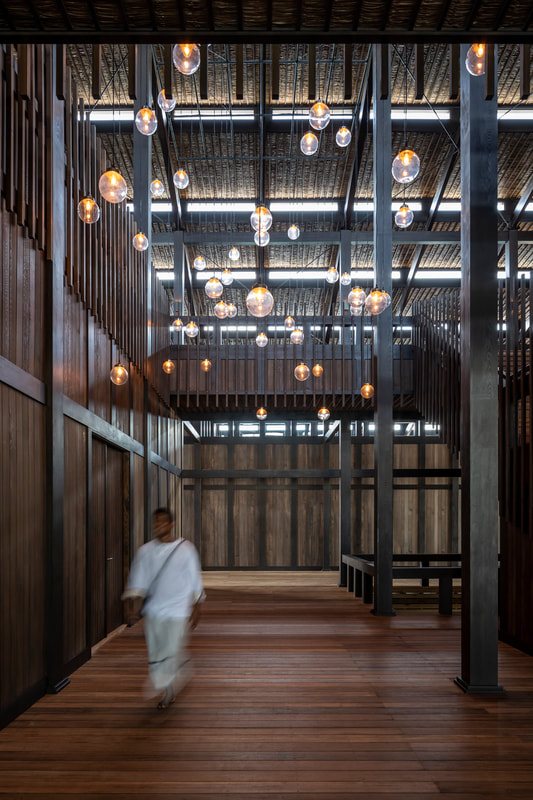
[338,414,352,585]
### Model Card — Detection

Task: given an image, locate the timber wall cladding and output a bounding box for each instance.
[183,440,456,569]
[0,384,47,712]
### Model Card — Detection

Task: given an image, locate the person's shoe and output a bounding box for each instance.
[157,687,175,709]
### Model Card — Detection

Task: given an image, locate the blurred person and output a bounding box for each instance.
[122,507,204,709]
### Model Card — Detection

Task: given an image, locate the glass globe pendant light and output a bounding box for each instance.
[214,301,227,319]
[285,315,295,330]
[226,303,238,318]
[392,149,420,184]
[246,286,274,318]
[340,272,351,286]
[364,288,391,316]
[361,383,375,399]
[465,43,486,76]
[78,195,100,223]
[250,206,272,232]
[221,269,233,286]
[157,89,176,113]
[135,107,157,135]
[99,169,127,203]
[254,230,270,247]
[350,304,363,317]
[336,126,352,147]
[200,358,212,372]
[184,321,199,338]
[132,232,149,251]
[171,318,183,331]
[228,247,240,261]
[309,101,330,130]
[162,359,176,374]
[325,267,339,284]
[290,328,304,344]
[205,277,223,299]
[294,363,310,381]
[395,204,414,228]
[348,286,366,306]
[173,43,201,75]
[150,179,165,197]
[256,332,268,348]
[318,407,330,421]
[288,224,300,240]
[312,364,324,377]
[193,255,206,271]
[300,131,318,156]
[173,169,189,189]
[110,363,128,385]
[256,407,267,420]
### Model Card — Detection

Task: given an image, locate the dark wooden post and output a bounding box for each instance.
[372,44,395,616]
[339,414,352,585]
[455,44,503,693]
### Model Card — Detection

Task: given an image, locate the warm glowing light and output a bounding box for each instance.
[256,332,268,347]
[300,131,319,155]
[200,358,212,372]
[309,101,331,131]
[350,304,363,316]
[135,107,157,135]
[171,318,183,331]
[205,278,223,299]
[226,303,237,318]
[312,364,323,377]
[256,407,267,420]
[246,286,274,317]
[325,267,339,284]
[250,206,273,232]
[150,179,165,197]
[364,288,391,316]
[285,316,295,330]
[392,149,420,184]
[99,170,127,203]
[221,269,233,286]
[294,362,310,381]
[110,364,128,385]
[157,90,176,113]
[254,230,270,247]
[318,407,330,421]
[173,169,189,189]
[173,43,201,75]
[228,247,240,261]
[395,204,414,228]
[466,43,486,76]
[78,195,100,223]
[194,256,207,270]
[184,321,199,338]
[214,301,227,319]
[335,126,351,147]
[340,272,351,286]
[132,232,149,251]
[361,383,375,399]
[162,359,175,374]
[348,286,367,306]
[290,328,304,344]
[288,224,300,240]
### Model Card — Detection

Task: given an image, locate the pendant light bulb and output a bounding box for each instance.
[132,232,149,251]
[465,43,486,76]
[361,383,375,399]
[173,43,201,75]
[162,359,176,374]
[285,316,295,330]
[392,149,420,184]
[228,247,240,261]
[336,126,352,147]
[256,407,267,420]
[309,101,331,130]
[193,256,207,271]
[325,267,339,284]
[78,195,100,223]
[250,206,272,232]
[287,224,300,240]
[256,332,268,348]
[246,286,274,317]
[110,364,129,385]
[134,107,157,135]
[318,407,330,421]
[340,272,351,286]
[171,318,183,331]
[173,169,189,189]
[150,179,165,198]
[300,131,319,156]
[290,328,304,344]
[226,303,238,318]
[254,230,270,247]
[184,321,199,338]
[214,301,228,319]
[221,269,233,286]
[157,89,176,113]
[294,363,310,381]
[348,286,366,306]
[312,364,324,377]
[395,204,414,228]
[200,358,212,372]
[205,278,223,299]
[99,170,127,204]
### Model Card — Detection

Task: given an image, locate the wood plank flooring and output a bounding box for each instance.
[2,571,533,798]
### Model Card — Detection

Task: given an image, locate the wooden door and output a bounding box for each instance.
[90,438,126,646]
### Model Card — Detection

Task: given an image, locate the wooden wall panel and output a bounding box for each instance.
[112,344,130,436]
[265,489,291,566]
[159,467,169,508]
[93,323,112,423]
[0,385,46,711]
[201,490,227,567]
[360,489,375,553]
[181,481,196,543]
[151,463,159,512]
[63,417,87,663]
[394,443,418,554]
[168,472,179,534]
[132,453,145,554]
[425,489,451,553]
[63,286,87,406]
[328,486,340,566]
[500,522,533,653]
[202,444,228,470]
[131,367,144,445]
[297,487,323,566]
[90,437,106,645]
[105,446,125,632]
[234,489,260,567]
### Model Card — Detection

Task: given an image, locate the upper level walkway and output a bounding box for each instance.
[1,572,533,799]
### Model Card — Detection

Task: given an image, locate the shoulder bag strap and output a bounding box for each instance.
[145,539,185,602]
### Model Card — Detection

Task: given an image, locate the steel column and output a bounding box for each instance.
[455,44,502,693]
[372,44,395,616]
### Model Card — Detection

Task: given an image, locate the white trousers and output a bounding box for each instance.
[143,616,189,691]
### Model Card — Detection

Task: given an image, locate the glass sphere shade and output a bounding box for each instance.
[290,328,304,344]
[254,230,270,247]
[284,316,295,330]
[184,321,199,338]
[256,407,267,420]
[78,196,100,223]
[294,363,310,381]
[466,43,486,76]
[228,247,240,261]
[395,204,414,228]
[300,131,318,155]
[340,271,351,286]
[205,278,223,299]
[221,269,233,286]
[318,407,330,421]
[162,359,175,374]
[132,232,149,251]
[226,303,238,318]
[200,359,212,372]
[325,267,339,284]
[171,318,183,331]
[214,301,227,319]
[157,89,176,113]
[312,364,324,377]
[256,332,268,348]
[287,224,300,240]
[99,170,127,203]
[361,383,375,399]
[392,150,420,184]
[193,256,206,271]
[348,287,366,306]
[135,107,157,135]
[350,304,363,317]
[250,206,272,232]
[309,101,331,130]
[173,169,189,189]
[246,286,274,317]
[150,179,165,197]
[172,43,201,75]
[110,364,128,385]
[336,126,352,147]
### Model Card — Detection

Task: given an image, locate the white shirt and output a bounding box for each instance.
[123,538,204,619]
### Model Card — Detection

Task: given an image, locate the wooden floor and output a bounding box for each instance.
[2,572,533,799]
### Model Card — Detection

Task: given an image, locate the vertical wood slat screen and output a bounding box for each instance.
[1,44,171,402]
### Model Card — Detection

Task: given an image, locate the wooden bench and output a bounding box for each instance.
[341,553,462,615]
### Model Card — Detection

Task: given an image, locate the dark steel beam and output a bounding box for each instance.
[343,53,372,228]
[520,44,531,99]
[372,44,395,617]
[455,44,502,694]
[338,415,352,586]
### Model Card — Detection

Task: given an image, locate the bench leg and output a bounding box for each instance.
[339,562,347,588]
[363,573,373,604]
[347,566,354,594]
[439,576,453,615]
[355,569,362,598]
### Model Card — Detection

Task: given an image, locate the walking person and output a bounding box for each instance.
[122,507,204,709]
